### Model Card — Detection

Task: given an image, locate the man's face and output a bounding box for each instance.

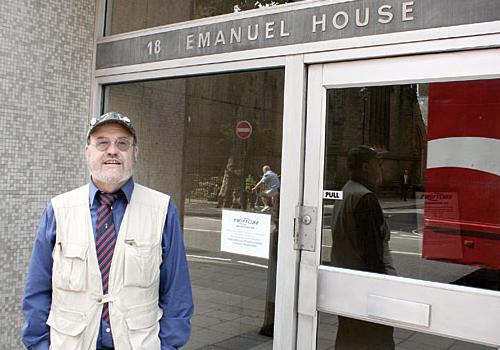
[85,123,137,190]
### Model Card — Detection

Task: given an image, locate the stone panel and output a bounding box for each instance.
[0,1,95,348]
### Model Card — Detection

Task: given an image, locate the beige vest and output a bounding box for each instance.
[48,184,169,350]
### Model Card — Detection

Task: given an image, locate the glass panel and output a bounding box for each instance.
[322,80,500,291]
[317,312,496,350]
[103,69,284,349]
[104,0,304,36]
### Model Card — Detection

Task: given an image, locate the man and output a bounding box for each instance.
[330,145,395,350]
[400,169,411,201]
[251,165,280,212]
[22,112,193,350]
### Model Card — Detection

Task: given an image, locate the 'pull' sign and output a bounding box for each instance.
[323,191,343,200]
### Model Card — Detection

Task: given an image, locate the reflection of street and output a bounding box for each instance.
[322,199,480,285]
[322,201,424,255]
[185,248,272,350]
[317,312,495,350]
[183,200,275,349]
[183,200,276,255]
[184,198,482,287]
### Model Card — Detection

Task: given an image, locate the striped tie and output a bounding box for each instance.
[96,191,121,322]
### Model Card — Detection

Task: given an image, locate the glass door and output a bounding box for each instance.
[298,49,500,350]
[102,69,285,349]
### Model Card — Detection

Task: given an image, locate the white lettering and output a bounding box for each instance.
[378,5,394,24]
[333,11,349,30]
[312,14,326,33]
[248,24,259,41]
[402,1,415,21]
[280,20,290,37]
[186,34,194,50]
[214,30,226,45]
[147,40,161,55]
[230,27,242,43]
[356,8,370,27]
[183,3,414,51]
[265,21,275,39]
[198,32,210,48]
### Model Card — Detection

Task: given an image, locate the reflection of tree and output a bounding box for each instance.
[193,0,293,18]
[234,0,291,11]
[217,120,275,209]
[325,85,427,194]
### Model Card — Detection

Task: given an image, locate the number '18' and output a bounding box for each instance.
[147,40,161,55]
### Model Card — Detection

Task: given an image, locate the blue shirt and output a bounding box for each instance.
[22,178,193,349]
[262,171,280,191]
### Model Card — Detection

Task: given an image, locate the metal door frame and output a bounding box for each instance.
[297,48,500,349]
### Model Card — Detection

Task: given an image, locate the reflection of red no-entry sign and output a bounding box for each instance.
[236,120,252,140]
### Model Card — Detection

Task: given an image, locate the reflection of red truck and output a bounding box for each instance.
[422,80,500,269]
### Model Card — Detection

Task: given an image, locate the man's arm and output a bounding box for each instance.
[159,202,194,350]
[251,178,264,192]
[354,194,386,274]
[22,204,56,350]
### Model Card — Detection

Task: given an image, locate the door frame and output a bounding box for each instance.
[297,48,500,349]
[93,55,307,350]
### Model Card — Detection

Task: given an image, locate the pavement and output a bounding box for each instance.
[184,250,273,350]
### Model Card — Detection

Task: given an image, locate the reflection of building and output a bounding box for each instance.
[184,71,284,204]
[325,85,427,196]
[106,0,296,35]
[104,71,284,211]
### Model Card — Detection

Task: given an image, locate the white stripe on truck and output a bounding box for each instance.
[427,137,500,176]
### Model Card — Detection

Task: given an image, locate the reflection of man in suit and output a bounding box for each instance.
[331,145,395,350]
[400,169,410,201]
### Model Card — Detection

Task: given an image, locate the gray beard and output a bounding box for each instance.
[89,167,133,186]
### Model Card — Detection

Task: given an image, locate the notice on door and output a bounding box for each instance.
[418,191,462,259]
[221,210,271,259]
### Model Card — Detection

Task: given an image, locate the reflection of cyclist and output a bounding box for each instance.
[331,145,395,350]
[252,165,280,212]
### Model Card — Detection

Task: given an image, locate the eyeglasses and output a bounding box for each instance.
[89,137,135,152]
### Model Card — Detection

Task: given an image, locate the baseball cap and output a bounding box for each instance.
[87,112,136,140]
[347,145,381,171]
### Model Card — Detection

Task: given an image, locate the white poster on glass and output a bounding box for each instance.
[221,210,271,259]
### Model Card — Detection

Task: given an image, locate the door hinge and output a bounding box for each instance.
[294,205,317,251]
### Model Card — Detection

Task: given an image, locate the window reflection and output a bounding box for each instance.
[104,69,284,348]
[317,312,496,350]
[105,0,303,36]
[322,79,500,292]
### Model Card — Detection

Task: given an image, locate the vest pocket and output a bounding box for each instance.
[47,308,87,350]
[53,242,88,291]
[125,304,163,349]
[123,242,161,287]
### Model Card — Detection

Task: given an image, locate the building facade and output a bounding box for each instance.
[0,1,95,348]
[2,0,500,349]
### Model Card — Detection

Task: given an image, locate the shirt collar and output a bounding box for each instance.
[89,177,134,205]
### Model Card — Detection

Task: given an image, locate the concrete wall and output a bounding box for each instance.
[0,1,95,348]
